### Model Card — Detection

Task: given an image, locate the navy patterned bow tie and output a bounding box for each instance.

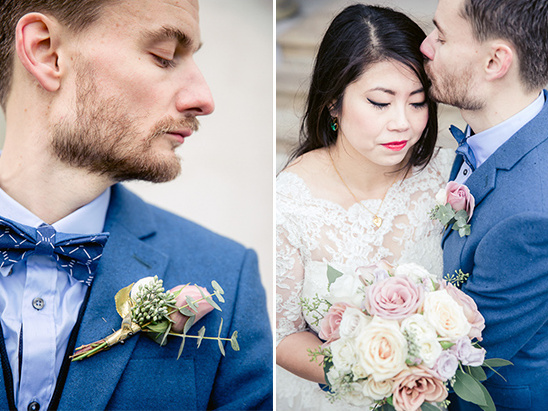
[0,217,109,285]
[450,125,477,171]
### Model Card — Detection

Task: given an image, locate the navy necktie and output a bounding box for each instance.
[450,125,477,171]
[0,217,109,285]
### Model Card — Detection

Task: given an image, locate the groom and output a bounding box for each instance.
[421,0,548,410]
[0,0,272,410]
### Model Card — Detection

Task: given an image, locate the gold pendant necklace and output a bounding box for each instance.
[329,151,398,229]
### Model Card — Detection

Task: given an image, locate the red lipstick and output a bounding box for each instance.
[382,141,408,151]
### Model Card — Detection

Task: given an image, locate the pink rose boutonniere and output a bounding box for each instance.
[431,182,475,237]
[71,276,239,361]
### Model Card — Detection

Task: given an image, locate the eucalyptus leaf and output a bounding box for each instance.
[185,296,199,312]
[458,224,471,237]
[437,204,456,225]
[177,335,186,360]
[160,323,172,346]
[218,338,226,356]
[183,315,195,334]
[215,291,225,303]
[146,321,169,334]
[483,358,513,368]
[211,280,224,295]
[197,326,206,348]
[326,265,343,291]
[230,331,240,351]
[179,307,196,317]
[453,369,488,406]
[378,404,396,411]
[454,209,469,225]
[205,295,222,312]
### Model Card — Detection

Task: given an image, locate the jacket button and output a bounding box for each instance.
[28,401,40,411]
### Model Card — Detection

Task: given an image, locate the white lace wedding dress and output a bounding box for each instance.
[276,148,454,410]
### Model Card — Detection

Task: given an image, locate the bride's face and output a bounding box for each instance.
[336,59,428,169]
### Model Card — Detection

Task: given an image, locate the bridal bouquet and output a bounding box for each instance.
[303,262,510,411]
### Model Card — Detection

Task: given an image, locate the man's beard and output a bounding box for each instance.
[425,61,485,111]
[50,72,199,183]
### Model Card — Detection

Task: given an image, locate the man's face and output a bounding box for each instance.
[420,0,486,111]
[51,0,214,182]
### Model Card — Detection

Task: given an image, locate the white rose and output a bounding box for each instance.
[328,272,365,307]
[326,367,343,387]
[401,314,437,340]
[339,307,371,339]
[362,378,394,401]
[331,337,357,374]
[351,363,368,380]
[345,382,375,407]
[395,263,438,290]
[417,335,443,368]
[130,276,156,300]
[355,317,408,381]
[435,188,447,205]
[424,290,471,340]
[401,314,442,368]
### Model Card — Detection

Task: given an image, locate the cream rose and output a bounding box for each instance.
[328,272,365,307]
[423,289,471,340]
[395,263,438,291]
[401,314,442,368]
[362,378,394,401]
[355,317,408,381]
[346,381,375,407]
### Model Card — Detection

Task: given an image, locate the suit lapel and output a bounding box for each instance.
[57,184,169,410]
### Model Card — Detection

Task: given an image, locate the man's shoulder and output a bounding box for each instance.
[109,184,248,257]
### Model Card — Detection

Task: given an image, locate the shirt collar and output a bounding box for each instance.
[0,187,111,234]
[466,92,545,167]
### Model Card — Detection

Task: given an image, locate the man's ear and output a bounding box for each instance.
[15,13,63,92]
[485,42,513,81]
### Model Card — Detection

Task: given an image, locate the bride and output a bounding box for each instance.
[276,4,453,410]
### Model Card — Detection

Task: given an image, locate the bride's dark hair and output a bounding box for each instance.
[288,4,438,173]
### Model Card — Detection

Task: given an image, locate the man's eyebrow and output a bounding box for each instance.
[142,26,202,51]
[433,18,445,36]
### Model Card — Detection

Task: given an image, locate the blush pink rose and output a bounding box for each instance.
[446,182,475,221]
[440,281,485,341]
[319,302,351,344]
[365,276,424,320]
[392,366,448,411]
[169,285,214,333]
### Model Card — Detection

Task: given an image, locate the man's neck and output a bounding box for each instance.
[461,88,542,134]
[0,143,112,225]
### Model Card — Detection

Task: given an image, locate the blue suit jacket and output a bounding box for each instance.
[444,91,548,411]
[0,184,273,410]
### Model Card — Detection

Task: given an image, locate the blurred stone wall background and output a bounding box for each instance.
[0,0,274,322]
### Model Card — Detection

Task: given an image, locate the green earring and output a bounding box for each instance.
[331,117,339,132]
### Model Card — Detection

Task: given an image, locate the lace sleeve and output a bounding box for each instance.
[276,189,308,346]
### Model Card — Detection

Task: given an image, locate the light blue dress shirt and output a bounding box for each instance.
[0,187,110,411]
[455,92,545,183]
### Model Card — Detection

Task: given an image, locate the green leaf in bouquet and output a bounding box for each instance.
[421,403,440,411]
[177,334,186,360]
[211,280,224,295]
[230,331,240,351]
[436,204,456,226]
[454,209,469,225]
[326,265,343,291]
[458,224,471,237]
[376,403,396,411]
[196,326,206,348]
[467,365,487,382]
[145,321,170,334]
[440,341,455,350]
[477,382,496,411]
[483,358,513,368]
[183,314,195,334]
[453,369,488,407]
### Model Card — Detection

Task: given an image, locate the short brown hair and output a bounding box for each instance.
[0,0,117,110]
[461,0,548,91]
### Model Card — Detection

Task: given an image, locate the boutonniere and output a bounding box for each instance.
[430,182,475,237]
[71,276,239,361]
